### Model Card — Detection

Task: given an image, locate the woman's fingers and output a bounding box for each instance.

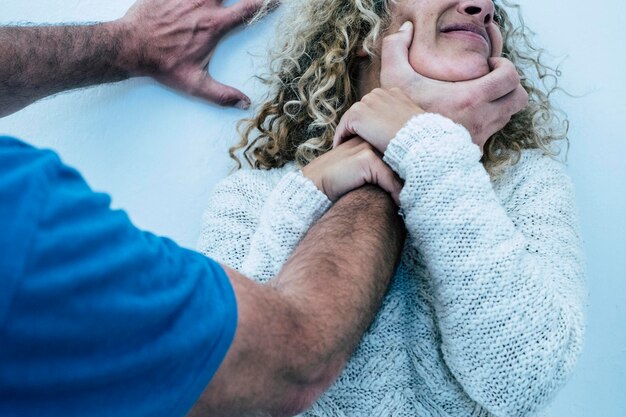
[366,155,403,206]
[303,137,403,204]
[333,107,357,148]
[334,89,423,152]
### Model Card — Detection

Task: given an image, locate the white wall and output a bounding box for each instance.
[1,1,624,416]
[521,2,626,416]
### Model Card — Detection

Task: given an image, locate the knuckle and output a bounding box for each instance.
[344,101,364,117]
[362,141,374,151]
[212,90,233,105]
[355,140,373,153]
[484,79,501,99]
[510,88,528,114]
[501,58,516,71]
[211,14,230,34]
[520,88,530,106]
[352,101,365,112]
[508,70,521,86]
[364,89,379,101]
[358,147,376,162]
[344,115,358,133]
[501,62,520,84]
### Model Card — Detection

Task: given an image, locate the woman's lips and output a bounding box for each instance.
[440,22,491,52]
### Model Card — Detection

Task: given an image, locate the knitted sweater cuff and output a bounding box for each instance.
[271,170,332,222]
[383,113,479,178]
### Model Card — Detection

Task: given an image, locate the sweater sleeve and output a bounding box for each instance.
[383,113,586,417]
[197,169,332,282]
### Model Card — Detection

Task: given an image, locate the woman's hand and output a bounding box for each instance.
[379,21,528,150]
[333,88,424,153]
[301,137,402,205]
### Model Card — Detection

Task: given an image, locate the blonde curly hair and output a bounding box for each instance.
[231,0,569,177]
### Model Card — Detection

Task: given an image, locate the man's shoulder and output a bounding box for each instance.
[0,136,63,175]
[0,137,66,325]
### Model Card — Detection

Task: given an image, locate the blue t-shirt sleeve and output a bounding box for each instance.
[0,137,237,416]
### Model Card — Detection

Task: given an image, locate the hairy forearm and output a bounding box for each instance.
[0,22,131,117]
[198,186,405,417]
[273,185,405,383]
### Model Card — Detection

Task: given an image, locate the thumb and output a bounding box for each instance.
[370,157,403,207]
[380,21,415,88]
[185,69,251,109]
[332,109,357,148]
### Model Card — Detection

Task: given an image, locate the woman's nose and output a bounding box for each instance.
[457,0,495,24]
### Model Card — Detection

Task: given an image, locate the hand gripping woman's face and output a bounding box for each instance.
[389,0,503,81]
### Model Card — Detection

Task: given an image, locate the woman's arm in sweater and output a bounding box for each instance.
[197,168,332,281]
[383,113,586,417]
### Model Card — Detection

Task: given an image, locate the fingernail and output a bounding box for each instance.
[235,99,250,110]
[399,21,412,31]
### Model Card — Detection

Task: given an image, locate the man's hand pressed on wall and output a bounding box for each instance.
[117,0,270,109]
[0,0,272,117]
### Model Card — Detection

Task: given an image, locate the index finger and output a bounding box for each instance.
[221,0,277,31]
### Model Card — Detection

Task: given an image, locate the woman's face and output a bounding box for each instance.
[361,0,503,88]
[393,0,502,81]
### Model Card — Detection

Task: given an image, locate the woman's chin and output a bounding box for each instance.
[416,59,492,82]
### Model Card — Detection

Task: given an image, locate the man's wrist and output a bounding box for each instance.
[104,19,141,78]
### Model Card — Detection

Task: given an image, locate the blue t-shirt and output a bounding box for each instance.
[0,136,237,416]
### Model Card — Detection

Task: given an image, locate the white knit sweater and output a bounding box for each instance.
[197,113,586,417]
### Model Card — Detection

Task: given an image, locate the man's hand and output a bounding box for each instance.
[118,0,269,109]
[380,21,528,150]
[0,0,273,118]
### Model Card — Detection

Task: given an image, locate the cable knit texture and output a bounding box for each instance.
[198,113,586,417]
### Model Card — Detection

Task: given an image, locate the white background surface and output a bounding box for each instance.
[1,1,624,415]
